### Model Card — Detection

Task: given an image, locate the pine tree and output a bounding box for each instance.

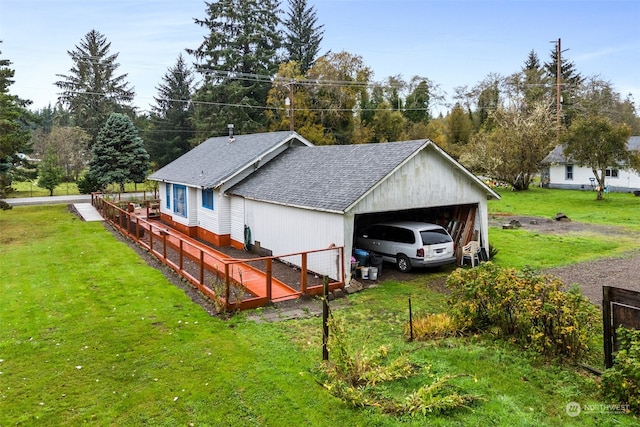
[521,50,546,107]
[283,0,324,73]
[188,0,283,141]
[0,43,32,198]
[37,150,63,196]
[89,113,150,192]
[146,54,195,167]
[55,30,135,147]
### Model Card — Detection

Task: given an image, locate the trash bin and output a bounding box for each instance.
[353,248,369,267]
[369,252,383,276]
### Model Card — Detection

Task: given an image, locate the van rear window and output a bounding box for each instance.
[421,229,452,245]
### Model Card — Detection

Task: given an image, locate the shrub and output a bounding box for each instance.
[602,327,640,413]
[77,172,102,194]
[407,312,459,340]
[445,263,599,361]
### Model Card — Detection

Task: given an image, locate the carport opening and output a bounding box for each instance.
[353,203,480,261]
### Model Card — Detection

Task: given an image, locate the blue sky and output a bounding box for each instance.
[1,0,638,115]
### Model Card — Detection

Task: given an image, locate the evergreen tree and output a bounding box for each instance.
[404,78,433,123]
[283,0,323,73]
[188,0,282,141]
[146,54,195,167]
[521,50,546,107]
[89,113,150,192]
[37,150,63,196]
[0,43,32,197]
[55,30,135,147]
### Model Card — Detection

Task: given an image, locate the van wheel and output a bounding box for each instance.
[396,254,412,273]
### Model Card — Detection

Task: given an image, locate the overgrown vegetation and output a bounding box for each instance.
[602,327,640,413]
[446,263,600,361]
[318,314,480,416]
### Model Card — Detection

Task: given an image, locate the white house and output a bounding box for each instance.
[149,131,500,282]
[541,136,640,192]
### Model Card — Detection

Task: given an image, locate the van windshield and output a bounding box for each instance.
[421,229,452,245]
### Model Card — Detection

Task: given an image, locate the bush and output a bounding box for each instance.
[77,172,101,194]
[602,327,640,413]
[445,263,599,361]
[407,312,459,340]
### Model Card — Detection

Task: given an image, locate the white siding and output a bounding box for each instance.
[230,196,245,245]
[549,164,640,191]
[244,200,344,279]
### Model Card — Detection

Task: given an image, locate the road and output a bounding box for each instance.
[2,193,151,206]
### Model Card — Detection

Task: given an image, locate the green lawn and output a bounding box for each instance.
[1,201,638,425]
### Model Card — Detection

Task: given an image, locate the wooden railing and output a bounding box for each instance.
[92,194,344,311]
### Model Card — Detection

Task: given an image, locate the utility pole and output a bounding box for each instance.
[288,81,295,132]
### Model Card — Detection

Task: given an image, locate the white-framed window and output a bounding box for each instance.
[202,188,214,210]
[565,164,574,180]
[606,168,619,178]
[173,184,187,217]
[165,183,171,209]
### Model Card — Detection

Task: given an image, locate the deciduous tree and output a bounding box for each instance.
[562,116,632,200]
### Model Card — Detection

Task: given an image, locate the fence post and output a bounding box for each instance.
[603,286,613,368]
[224,263,230,313]
[266,258,273,302]
[162,230,167,260]
[322,276,329,361]
[301,253,308,294]
[200,250,205,286]
[179,240,183,271]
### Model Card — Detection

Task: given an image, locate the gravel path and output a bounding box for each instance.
[493,215,640,306]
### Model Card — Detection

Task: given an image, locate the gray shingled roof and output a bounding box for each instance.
[228,140,428,212]
[148,131,304,188]
[542,136,640,164]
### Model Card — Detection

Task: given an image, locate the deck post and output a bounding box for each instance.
[266,258,273,302]
[301,253,308,294]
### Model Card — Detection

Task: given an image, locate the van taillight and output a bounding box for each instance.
[417,248,424,258]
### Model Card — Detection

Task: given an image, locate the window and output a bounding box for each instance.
[173,184,187,217]
[606,168,619,178]
[565,164,574,180]
[165,183,171,209]
[202,188,214,210]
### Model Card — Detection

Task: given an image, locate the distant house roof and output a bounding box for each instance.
[542,136,640,164]
[148,131,312,188]
[229,139,499,213]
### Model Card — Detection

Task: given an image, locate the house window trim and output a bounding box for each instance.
[606,167,619,179]
[565,164,574,181]
[165,183,171,209]
[173,184,187,218]
[202,188,214,210]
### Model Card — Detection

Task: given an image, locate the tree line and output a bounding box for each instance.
[1,0,639,201]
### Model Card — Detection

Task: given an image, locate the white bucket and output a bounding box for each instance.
[361,267,369,279]
[369,267,378,280]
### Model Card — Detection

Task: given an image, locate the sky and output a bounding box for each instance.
[1,0,639,116]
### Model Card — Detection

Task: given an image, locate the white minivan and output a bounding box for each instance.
[355,221,456,272]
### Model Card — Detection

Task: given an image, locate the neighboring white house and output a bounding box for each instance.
[149,131,500,282]
[541,136,640,192]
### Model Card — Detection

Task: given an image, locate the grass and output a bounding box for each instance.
[5,180,157,198]
[1,194,639,425]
